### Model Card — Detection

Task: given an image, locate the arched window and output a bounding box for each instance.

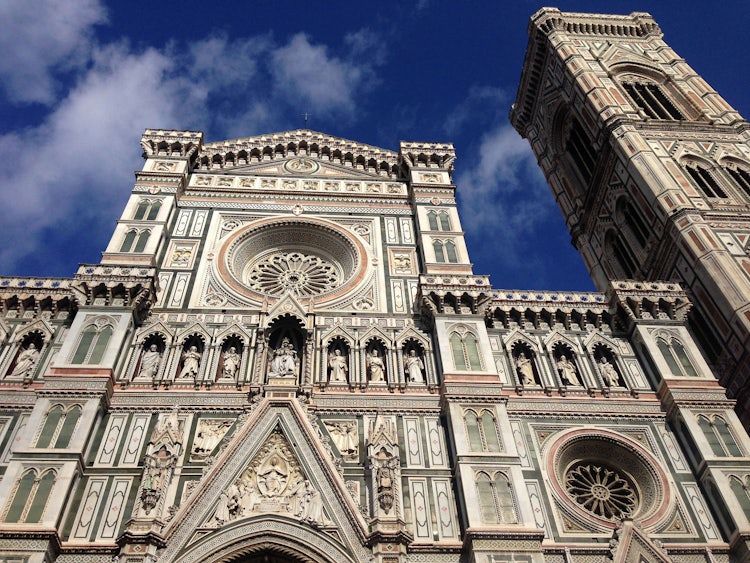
[120,229,137,252]
[698,415,742,457]
[433,240,445,263]
[656,336,698,377]
[475,471,517,524]
[72,321,113,364]
[724,165,750,199]
[428,211,439,231]
[36,404,82,449]
[622,81,684,120]
[450,331,482,371]
[445,240,458,263]
[134,230,150,252]
[439,212,450,231]
[146,200,161,220]
[612,233,637,278]
[683,163,727,199]
[134,200,150,220]
[5,468,57,523]
[618,199,650,248]
[566,118,596,185]
[729,475,750,517]
[464,409,502,452]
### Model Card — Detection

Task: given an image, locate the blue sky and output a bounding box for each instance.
[1,1,748,293]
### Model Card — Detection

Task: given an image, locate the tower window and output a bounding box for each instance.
[427,210,451,231]
[725,166,750,198]
[475,471,517,524]
[566,119,596,185]
[450,331,482,371]
[134,199,162,221]
[621,201,649,248]
[71,321,114,364]
[656,336,699,377]
[5,468,57,523]
[684,164,727,198]
[698,415,742,457]
[464,409,502,452]
[433,239,459,263]
[612,234,637,278]
[622,82,684,120]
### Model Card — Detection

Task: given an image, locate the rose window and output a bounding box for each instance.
[218,218,369,304]
[245,251,341,297]
[565,463,637,520]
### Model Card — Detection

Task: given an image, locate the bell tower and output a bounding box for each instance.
[511,8,750,425]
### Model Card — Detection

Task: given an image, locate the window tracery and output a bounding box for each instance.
[698,415,742,457]
[683,163,727,199]
[245,251,341,298]
[427,210,451,231]
[622,81,684,120]
[120,229,151,253]
[464,409,501,452]
[134,199,162,221]
[723,164,750,199]
[449,329,482,371]
[36,404,81,449]
[71,319,114,364]
[656,334,698,377]
[4,468,56,523]
[475,471,517,524]
[565,463,636,520]
[433,239,458,263]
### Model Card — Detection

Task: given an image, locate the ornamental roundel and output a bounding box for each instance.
[545,428,674,530]
[284,158,320,174]
[217,217,369,304]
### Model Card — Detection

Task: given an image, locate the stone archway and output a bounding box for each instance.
[225,550,305,563]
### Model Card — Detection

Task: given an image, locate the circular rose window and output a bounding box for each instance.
[218,217,368,303]
[546,429,673,530]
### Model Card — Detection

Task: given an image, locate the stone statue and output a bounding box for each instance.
[328,348,348,383]
[137,344,161,379]
[270,337,297,376]
[192,420,232,458]
[9,343,40,377]
[367,350,386,382]
[516,352,535,385]
[556,354,580,386]
[403,349,425,384]
[599,357,622,387]
[179,345,201,378]
[222,346,241,379]
[327,421,358,459]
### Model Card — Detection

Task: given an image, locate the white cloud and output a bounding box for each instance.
[0,0,106,104]
[455,124,556,258]
[271,33,365,115]
[0,22,388,275]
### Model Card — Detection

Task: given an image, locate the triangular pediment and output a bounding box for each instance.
[157,398,370,563]
[609,519,674,563]
[222,157,388,180]
[196,129,400,182]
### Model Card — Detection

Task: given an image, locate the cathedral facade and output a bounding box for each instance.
[0,9,749,563]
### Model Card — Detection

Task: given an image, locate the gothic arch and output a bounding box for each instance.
[175,516,357,563]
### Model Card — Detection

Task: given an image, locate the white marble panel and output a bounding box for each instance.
[96,414,127,466]
[425,417,446,467]
[433,479,457,539]
[99,478,132,539]
[409,478,431,539]
[71,477,106,540]
[121,414,150,466]
[404,417,424,467]
[174,209,192,237]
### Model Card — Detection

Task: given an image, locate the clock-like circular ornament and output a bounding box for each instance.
[284,158,319,174]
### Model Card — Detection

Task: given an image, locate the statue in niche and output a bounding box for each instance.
[9,343,40,378]
[556,354,581,386]
[327,421,358,459]
[515,352,535,385]
[403,349,425,384]
[179,345,201,378]
[599,357,622,387]
[270,337,297,376]
[140,444,177,515]
[373,446,398,514]
[137,344,161,379]
[328,348,348,383]
[221,346,241,379]
[367,349,386,382]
